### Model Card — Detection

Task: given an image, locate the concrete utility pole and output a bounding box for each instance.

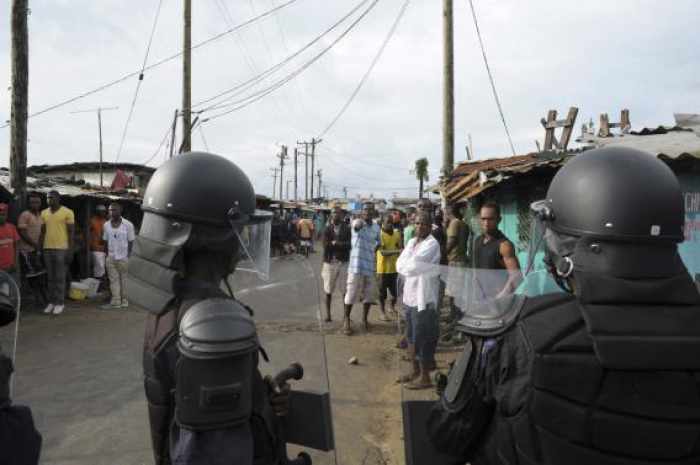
[297,141,309,201]
[270,167,280,199]
[442,0,455,179]
[169,109,179,159]
[181,0,192,153]
[277,145,288,203]
[70,106,119,188]
[316,169,322,199]
[310,137,321,199]
[293,147,299,201]
[10,0,29,212]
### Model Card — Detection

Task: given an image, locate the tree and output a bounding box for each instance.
[414,157,429,199]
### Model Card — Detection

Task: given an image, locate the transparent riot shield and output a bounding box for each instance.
[397,236,556,465]
[231,253,337,464]
[0,270,21,397]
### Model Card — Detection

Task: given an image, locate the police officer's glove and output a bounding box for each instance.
[264,375,291,417]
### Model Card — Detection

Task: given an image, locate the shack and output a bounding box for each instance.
[441,119,700,275]
[0,162,155,281]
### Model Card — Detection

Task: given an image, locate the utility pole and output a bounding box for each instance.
[10,0,29,212]
[343,186,348,199]
[71,106,119,188]
[169,109,179,159]
[270,167,280,199]
[317,169,322,200]
[277,145,288,203]
[293,147,299,201]
[296,141,310,201]
[310,137,322,199]
[298,138,322,201]
[181,0,192,153]
[442,0,455,179]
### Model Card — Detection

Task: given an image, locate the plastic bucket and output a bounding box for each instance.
[69,282,89,301]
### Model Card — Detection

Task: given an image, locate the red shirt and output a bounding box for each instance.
[0,223,20,270]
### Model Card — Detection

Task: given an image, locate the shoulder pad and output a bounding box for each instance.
[178,298,258,358]
[456,294,526,337]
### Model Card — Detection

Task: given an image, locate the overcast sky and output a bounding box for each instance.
[1,0,699,199]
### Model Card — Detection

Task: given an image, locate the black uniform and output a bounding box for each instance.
[143,281,279,465]
[428,266,700,464]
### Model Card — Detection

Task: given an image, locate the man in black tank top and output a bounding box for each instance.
[472,201,521,299]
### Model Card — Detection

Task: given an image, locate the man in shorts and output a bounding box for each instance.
[321,207,351,322]
[343,207,380,335]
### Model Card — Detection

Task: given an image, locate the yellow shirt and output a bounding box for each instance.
[41,206,75,250]
[376,229,401,274]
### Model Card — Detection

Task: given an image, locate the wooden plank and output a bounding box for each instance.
[543,110,557,150]
[559,107,579,149]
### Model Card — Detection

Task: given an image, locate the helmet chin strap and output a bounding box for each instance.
[544,253,575,294]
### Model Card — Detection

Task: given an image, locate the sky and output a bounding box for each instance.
[1,0,699,200]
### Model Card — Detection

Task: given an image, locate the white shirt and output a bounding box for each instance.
[102,218,135,261]
[396,235,441,311]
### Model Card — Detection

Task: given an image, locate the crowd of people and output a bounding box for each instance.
[0,190,135,315]
[319,199,522,390]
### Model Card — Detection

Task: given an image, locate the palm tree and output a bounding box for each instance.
[414,157,429,199]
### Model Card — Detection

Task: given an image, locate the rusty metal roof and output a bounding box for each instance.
[444,124,700,203]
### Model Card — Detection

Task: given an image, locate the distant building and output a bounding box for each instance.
[28,162,155,192]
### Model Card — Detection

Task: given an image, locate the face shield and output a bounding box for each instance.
[231,209,273,282]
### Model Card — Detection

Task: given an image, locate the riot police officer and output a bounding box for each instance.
[128,152,289,465]
[426,146,700,464]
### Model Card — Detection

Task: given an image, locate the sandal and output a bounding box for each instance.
[404,380,433,390]
[396,373,419,384]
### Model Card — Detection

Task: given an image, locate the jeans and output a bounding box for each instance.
[44,249,67,305]
[106,257,128,305]
[404,304,439,369]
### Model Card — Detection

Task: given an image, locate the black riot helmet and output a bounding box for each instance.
[534,146,684,243]
[142,151,267,228]
[129,152,272,314]
[528,147,686,287]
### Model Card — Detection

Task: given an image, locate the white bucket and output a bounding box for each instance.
[81,278,101,298]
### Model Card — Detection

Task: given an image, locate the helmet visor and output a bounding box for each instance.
[234,210,272,281]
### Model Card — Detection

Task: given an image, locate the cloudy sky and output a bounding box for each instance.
[1,0,699,199]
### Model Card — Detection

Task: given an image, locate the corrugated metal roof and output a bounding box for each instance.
[28,162,155,174]
[0,170,142,201]
[444,124,700,203]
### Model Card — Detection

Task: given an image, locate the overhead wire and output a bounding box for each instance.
[467,0,517,156]
[115,0,164,162]
[200,0,381,123]
[198,125,210,151]
[140,122,174,166]
[317,0,410,139]
[0,0,299,129]
[193,0,372,111]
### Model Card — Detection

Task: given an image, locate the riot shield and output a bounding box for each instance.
[231,253,337,465]
[0,270,21,397]
[397,243,554,465]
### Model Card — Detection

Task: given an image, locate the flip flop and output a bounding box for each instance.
[396,373,419,384]
[404,380,433,390]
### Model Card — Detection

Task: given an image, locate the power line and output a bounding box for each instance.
[318,0,410,139]
[200,0,380,123]
[198,124,210,151]
[115,0,164,162]
[193,0,372,111]
[467,0,516,156]
[0,0,299,129]
[140,122,174,166]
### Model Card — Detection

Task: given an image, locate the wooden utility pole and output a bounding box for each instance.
[169,109,179,159]
[277,145,288,203]
[71,106,119,188]
[10,0,29,212]
[442,0,455,178]
[540,107,579,150]
[317,169,322,199]
[270,167,280,199]
[293,147,299,201]
[310,139,316,199]
[343,186,348,199]
[181,0,192,153]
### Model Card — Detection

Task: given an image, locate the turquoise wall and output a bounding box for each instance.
[679,174,700,276]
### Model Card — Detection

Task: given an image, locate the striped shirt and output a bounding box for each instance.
[348,224,380,276]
